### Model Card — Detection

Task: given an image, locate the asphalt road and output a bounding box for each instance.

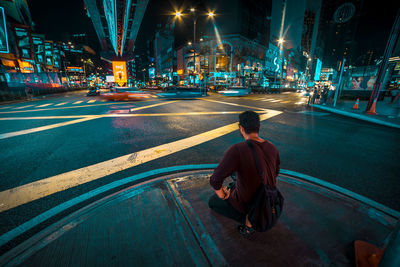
[0,90,399,247]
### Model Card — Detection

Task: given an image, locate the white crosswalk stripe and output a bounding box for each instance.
[73,101,83,104]
[55,102,68,106]
[36,103,52,108]
[87,100,96,103]
[13,105,34,110]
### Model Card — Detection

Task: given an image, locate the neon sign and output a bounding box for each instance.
[0,7,9,53]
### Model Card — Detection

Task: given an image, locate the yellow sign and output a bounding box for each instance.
[177,69,183,75]
[112,61,127,86]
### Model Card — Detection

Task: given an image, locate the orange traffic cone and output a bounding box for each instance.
[353,98,360,110]
[366,98,378,115]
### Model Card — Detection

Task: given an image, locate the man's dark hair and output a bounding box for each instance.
[239,111,260,134]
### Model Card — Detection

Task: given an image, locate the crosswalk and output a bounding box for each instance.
[215,95,307,105]
[1,100,111,111]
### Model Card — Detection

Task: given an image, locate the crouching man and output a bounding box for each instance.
[209,111,281,236]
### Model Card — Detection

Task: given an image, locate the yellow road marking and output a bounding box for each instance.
[36,103,52,108]
[88,100,96,103]
[0,100,159,114]
[269,99,281,102]
[0,111,282,212]
[281,100,291,104]
[13,105,34,109]
[73,101,83,104]
[201,98,267,111]
[55,102,68,106]
[0,101,177,140]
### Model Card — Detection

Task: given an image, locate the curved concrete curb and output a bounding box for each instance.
[1,164,398,250]
[311,104,400,129]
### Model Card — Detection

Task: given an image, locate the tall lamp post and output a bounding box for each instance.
[174,9,215,87]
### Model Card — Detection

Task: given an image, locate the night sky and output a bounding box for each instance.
[28,0,399,63]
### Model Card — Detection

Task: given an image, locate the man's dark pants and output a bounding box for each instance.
[208,194,245,224]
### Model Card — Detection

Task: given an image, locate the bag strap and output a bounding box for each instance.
[246,140,264,184]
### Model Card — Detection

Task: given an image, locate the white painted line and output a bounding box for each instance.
[88,100,96,103]
[55,102,68,106]
[0,101,177,140]
[261,99,270,102]
[0,116,101,140]
[295,102,305,105]
[12,105,34,110]
[73,101,83,104]
[36,103,52,108]
[269,99,281,103]
[0,111,282,212]
[0,106,12,109]
[201,98,268,111]
[281,100,291,104]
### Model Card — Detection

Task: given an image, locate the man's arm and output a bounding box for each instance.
[210,145,239,197]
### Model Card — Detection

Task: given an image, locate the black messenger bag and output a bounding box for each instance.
[246,140,284,232]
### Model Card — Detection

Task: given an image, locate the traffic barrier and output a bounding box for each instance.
[352,98,360,110]
[366,98,378,115]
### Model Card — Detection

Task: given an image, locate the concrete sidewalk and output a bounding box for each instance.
[311,98,400,129]
[0,169,398,266]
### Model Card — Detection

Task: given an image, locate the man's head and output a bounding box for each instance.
[239,111,260,137]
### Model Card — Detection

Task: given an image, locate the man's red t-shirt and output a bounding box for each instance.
[210,139,280,214]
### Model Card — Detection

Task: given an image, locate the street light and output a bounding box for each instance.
[188,41,192,46]
[207,12,215,18]
[175,11,182,17]
[190,8,195,12]
[278,38,285,45]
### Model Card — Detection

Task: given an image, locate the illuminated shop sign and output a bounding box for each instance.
[32,34,45,64]
[67,67,84,72]
[44,41,53,66]
[13,25,33,59]
[148,67,155,79]
[314,58,322,81]
[0,7,9,53]
[112,61,127,85]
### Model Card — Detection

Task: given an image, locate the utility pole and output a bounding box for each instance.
[366,9,400,111]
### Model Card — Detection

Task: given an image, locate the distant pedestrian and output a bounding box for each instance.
[209,111,283,236]
[322,86,329,105]
[25,87,33,100]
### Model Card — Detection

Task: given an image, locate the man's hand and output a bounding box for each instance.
[215,186,230,200]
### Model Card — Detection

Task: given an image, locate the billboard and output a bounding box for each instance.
[44,41,53,66]
[12,24,32,59]
[32,34,45,64]
[53,44,60,68]
[314,58,322,81]
[112,61,127,85]
[0,7,9,53]
[148,67,155,79]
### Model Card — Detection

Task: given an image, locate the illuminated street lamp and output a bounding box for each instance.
[278,38,285,45]
[171,8,216,87]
